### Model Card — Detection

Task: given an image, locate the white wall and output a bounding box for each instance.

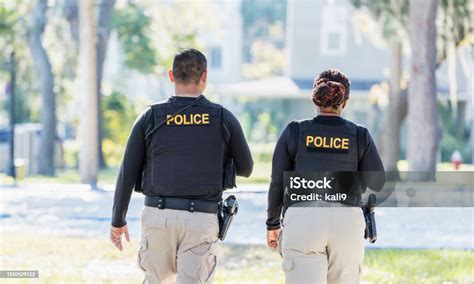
[286,0,389,81]
[201,0,243,84]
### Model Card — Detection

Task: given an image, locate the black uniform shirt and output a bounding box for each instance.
[266,115,385,230]
[112,96,253,227]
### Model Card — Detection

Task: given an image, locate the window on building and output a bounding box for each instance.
[327,32,341,50]
[209,47,222,69]
[320,3,347,56]
[321,27,346,56]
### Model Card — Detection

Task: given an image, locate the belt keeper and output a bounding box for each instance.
[158,198,165,209]
[188,201,195,212]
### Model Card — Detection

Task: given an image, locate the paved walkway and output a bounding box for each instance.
[0,183,473,249]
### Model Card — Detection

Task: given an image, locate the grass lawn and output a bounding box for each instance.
[0,233,472,283]
[0,164,272,186]
[0,168,120,186]
[1,160,473,188]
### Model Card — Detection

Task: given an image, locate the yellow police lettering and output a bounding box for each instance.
[314,136,323,147]
[341,138,349,149]
[194,115,202,124]
[167,113,210,125]
[305,135,350,150]
[323,137,330,148]
[182,115,190,125]
[175,115,183,125]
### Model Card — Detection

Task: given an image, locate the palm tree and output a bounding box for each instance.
[78,0,99,187]
[27,0,56,176]
[407,0,438,179]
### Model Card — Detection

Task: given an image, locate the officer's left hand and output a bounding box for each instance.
[110,225,130,251]
[267,228,281,250]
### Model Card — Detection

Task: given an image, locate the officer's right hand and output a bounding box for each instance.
[267,228,281,250]
[110,225,130,251]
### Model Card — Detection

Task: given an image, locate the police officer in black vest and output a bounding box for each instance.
[266,69,385,283]
[110,49,253,283]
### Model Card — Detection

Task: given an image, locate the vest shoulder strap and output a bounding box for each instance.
[144,100,169,139]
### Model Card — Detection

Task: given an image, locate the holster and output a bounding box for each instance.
[363,207,377,243]
[218,195,239,241]
[362,193,377,243]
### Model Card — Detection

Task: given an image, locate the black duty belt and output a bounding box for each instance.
[144,196,219,214]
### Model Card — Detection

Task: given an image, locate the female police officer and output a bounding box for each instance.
[266,69,384,283]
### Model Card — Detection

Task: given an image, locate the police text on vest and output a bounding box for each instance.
[166,113,210,125]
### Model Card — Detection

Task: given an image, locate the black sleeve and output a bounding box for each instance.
[111,108,149,227]
[266,123,296,230]
[358,126,385,191]
[222,108,253,177]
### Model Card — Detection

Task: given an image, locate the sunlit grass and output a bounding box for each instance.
[363,249,474,283]
[0,168,118,186]
[0,163,272,186]
[1,161,472,188]
[0,233,472,283]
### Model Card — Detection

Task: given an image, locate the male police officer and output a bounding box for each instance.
[110,49,253,283]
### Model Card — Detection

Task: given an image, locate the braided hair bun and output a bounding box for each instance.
[312,69,350,109]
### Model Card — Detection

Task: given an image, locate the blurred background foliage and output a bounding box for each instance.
[111,3,157,74]
[0,0,472,175]
[102,90,137,166]
[438,102,471,162]
[241,0,287,78]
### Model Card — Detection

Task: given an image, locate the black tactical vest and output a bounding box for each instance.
[287,118,362,207]
[140,98,225,198]
[294,118,359,172]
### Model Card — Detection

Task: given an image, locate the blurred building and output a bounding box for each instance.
[215,0,390,137]
[215,0,472,146]
[201,0,242,84]
[286,0,388,86]
[103,0,242,102]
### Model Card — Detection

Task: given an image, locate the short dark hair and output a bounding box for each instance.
[312,69,351,108]
[172,49,207,84]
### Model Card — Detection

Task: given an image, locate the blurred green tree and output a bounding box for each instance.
[242,40,286,79]
[111,3,157,74]
[0,5,16,37]
[438,102,471,163]
[351,0,473,173]
[63,0,117,169]
[102,90,137,166]
[26,0,56,176]
[241,0,287,59]
[0,5,34,123]
[63,1,157,169]
[241,0,287,78]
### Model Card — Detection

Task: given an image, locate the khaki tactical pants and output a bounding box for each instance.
[138,206,219,284]
[280,206,365,284]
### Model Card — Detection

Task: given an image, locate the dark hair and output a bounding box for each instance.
[312,69,350,109]
[172,49,207,84]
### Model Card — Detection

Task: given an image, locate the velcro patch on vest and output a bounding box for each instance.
[305,135,350,154]
[166,113,211,126]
